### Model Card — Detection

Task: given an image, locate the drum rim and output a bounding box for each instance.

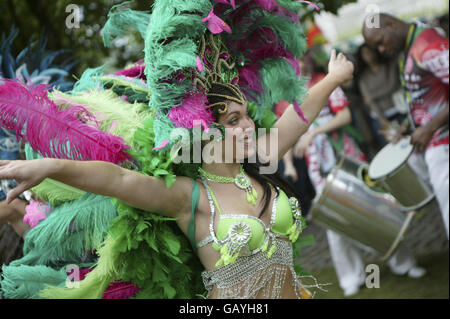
[368,138,414,181]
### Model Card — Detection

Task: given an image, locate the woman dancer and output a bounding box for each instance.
[0,49,354,299]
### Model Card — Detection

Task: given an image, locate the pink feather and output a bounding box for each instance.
[0,79,131,164]
[168,93,214,129]
[114,59,146,80]
[77,268,140,299]
[23,200,52,229]
[153,139,170,151]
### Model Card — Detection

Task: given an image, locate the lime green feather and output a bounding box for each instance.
[49,89,150,145]
[39,235,119,299]
[24,143,86,205]
[31,179,86,207]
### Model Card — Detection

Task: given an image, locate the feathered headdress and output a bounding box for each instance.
[144,0,309,150]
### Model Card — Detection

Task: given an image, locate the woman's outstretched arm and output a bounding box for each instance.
[0,159,192,218]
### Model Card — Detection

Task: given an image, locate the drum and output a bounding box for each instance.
[368,137,434,211]
[309,155,415,261]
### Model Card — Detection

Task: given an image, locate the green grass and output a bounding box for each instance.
[309,251,449,299]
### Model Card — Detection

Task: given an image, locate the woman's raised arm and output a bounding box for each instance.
[265,50,354,161]
[0,158,192,218]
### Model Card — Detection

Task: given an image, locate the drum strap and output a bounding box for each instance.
[398,23,418,130]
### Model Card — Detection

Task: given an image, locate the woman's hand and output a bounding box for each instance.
[0,159,51,204]
[293,131,315,158]
[328,50,354,86]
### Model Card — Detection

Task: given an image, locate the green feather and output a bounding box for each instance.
[39,267,111,299]
[73,65,106,93]
[258,12,307,58]
[257,58,309,120]
[102,1,151,48]
[100,75,152,104]
[21,193,118,266]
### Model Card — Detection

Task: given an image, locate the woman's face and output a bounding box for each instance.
[204,101,256,162]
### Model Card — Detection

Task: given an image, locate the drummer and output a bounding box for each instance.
[363,13,449,239]
[289,51,425,297]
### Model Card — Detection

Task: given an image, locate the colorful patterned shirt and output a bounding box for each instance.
[402,24,449,148]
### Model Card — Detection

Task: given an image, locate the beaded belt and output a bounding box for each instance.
[201,239,304,299]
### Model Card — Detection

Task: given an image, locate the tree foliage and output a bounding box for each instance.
[0,0,356,77]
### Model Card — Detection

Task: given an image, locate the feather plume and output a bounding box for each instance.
[0,264,67,299]
[49,89,150,145]
[0,79,131,163]
[23,193,118,264]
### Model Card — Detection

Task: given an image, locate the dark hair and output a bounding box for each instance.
[207,83,303,218]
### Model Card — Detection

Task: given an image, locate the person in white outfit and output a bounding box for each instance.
[283,52,426,297]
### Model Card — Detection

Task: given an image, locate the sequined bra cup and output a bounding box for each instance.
[188,178,314,299]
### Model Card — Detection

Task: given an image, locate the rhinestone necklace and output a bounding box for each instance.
[198,164,258,205]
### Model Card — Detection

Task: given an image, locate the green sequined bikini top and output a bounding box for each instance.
[188,178,305,268]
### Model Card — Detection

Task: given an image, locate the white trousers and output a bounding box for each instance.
[426,145,449,238]
[408,144,449,238]
[326,230,418,291]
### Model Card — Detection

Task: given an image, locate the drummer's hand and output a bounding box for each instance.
[411,126,434,153]
[284,164,298,183]
[328,50,354,86]
[0,159,48,204]
[294,132,314,158]
[391,122,409,144]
